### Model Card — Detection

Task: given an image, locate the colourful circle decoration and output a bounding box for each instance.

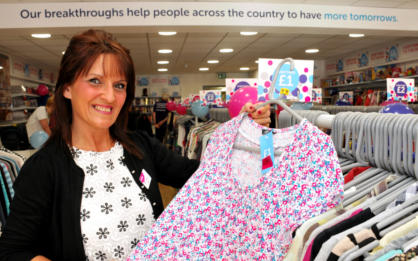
[299,75,307,84]
[264,81,271,88]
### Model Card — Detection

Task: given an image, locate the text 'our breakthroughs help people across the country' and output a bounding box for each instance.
[18,7,398,23]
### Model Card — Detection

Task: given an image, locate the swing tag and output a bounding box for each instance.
[260,130,275,174]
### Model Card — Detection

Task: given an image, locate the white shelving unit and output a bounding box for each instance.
[10,106,37,111]
[11,93,39,98]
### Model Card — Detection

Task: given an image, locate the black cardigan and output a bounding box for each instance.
[0,131,200,261]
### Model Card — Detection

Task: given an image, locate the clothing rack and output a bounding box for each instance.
[0,147,25,229]
[208,107,337,129]
[312,104,418,114]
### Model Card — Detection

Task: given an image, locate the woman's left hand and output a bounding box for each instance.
[241,102,271,127]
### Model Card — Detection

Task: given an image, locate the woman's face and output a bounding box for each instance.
[63,54,127,134]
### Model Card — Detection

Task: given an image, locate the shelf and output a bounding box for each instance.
[327,58,418,76]
[10,106,37,111]
[0,119,27,127]
[10,75,54,86]
[11,93,39,98]
[326,79,386,89]
[325,75,418,89]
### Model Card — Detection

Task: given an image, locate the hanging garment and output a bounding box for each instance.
[128,113,344,260]
[386,182,418,210]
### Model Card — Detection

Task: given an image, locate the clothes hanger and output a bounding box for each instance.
[378,210,417,237]
[402,233,418,252]
[335,112,354,165]
[347,203,418,260]
[375,203,418,231]
[344,113,391,190]
[340,112,370,171]
[342,171,390,207]
[405,116,418,177]
[339,240,379,261]
[253,58,304,122]
[392,114,408,175]
[232,58,304,155]
[375,113,392,171]
[410,116,418,178]
[370,185,418,214]
[339,198,418,261]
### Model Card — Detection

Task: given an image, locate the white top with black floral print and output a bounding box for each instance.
[73,142,155,261]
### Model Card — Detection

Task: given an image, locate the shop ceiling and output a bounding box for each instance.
[0,0,418,74]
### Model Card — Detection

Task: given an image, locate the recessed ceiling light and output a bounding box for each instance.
[157,60,169,65]
[255,60,259,64]
[158,68,168,72]
[62,51,65,55]
[219,48,233,53]
[207,60,219,64]
[240,67,250,71]
[158,49,172,54]
[305,49,319,54]
[31,33,51,39]
[349,33,365,38]
[158,32,177,36]
[0,66,3,70]
[199,67,209,71]
[240,32,258,36]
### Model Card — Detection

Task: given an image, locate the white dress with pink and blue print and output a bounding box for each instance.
[128,113,344,260]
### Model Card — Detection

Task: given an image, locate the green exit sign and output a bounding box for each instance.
[217,72,226,79]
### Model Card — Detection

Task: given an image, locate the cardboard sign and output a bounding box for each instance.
[387,78,415,102]
[312,88,322,104]
[339,91,354,104]
[225,78,258,102]
[199,90,222,106]
[257,58,314,102]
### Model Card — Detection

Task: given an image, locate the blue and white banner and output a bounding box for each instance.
[0,2,413,31]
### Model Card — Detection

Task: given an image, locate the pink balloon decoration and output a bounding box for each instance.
[166,101,177,111]
[176,104,187,115]
[228,86,258,118]
[37,84,49,96]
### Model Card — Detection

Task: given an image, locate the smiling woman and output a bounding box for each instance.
[0,29,201,261]
[0,29,270,261]
[63,54,128,151]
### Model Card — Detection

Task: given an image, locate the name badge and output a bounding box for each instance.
[139,169,152,189]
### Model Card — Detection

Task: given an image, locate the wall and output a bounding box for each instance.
[0,48,57,89]
[324,38,418,77]
[135,72,250,97]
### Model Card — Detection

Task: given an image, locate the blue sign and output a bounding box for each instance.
[138,77,149,86]
[170,76,179,85]
[386,46,399,62]
[336,59,344,72]
[272,63,299,99]
[234,81,250,91]
[394,81,407,97]
[359,53,369,67]
[205,92,216,103]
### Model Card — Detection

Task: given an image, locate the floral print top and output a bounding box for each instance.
[128,113,344,260]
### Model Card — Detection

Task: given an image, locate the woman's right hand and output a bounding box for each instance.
[31,256,52,261]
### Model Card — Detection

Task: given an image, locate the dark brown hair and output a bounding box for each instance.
[49,29,142,158]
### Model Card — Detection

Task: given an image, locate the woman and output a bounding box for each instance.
[0,29,270,261]
[152,93,170,142]
[25,95,54,149]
